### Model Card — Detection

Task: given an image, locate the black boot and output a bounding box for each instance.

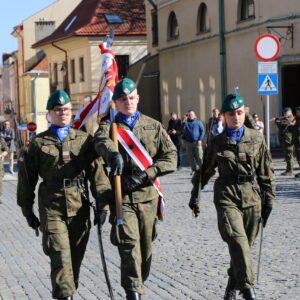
[240,288,256,300]
[57,297,73,300]
[224,277,236,300]
[126,290,141,300]
[224,288,236,300]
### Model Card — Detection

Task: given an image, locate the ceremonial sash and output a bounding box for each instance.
[117,127,165,220]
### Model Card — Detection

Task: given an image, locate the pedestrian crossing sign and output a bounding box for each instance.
[257,74,278,95]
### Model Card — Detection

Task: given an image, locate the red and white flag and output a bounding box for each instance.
[73,41,118,129]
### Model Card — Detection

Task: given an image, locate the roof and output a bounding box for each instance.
[28,56,48,72]
[33,0,146,48]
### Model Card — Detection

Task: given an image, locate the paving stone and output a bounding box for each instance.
[0,158,299,299]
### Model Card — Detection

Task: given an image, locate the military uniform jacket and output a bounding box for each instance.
[294,117,300,145]
[17,128,110,218]
[202,127,275,208]
[275,115,295,145]
[95,113,177,204]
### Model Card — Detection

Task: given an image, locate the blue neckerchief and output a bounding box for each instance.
[118,111,140,129]
[226,126,245,142]
[50,123,71,141]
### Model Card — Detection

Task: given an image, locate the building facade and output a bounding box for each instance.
[12,0,82,132]
[33,0,147,133]
[145,0,300,146]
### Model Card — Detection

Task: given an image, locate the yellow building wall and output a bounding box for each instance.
[153,0,300,145]
[22,0,82,65]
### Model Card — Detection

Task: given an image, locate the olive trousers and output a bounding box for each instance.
[216,203,261,291]
[110,200,158,294]
[42,205,90,299]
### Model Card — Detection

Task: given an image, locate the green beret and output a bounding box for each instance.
[283,107,292,113]
[46,90,71,110]
[112,78,137,100]
[296,106,300,111]
[221,93,245,113]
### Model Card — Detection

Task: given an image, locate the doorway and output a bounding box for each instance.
[281,64,300,112]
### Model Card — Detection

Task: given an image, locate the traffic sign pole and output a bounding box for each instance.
[255,34,280,150]
[265,95,270,149]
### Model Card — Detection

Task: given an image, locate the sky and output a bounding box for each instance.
[0,0,55,59]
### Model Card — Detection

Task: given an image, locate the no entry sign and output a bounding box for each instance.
[254,34,281,61]
[27,122,37,132]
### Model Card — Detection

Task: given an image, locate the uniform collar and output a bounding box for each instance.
[223,126,252,144]
[43,127,77,142]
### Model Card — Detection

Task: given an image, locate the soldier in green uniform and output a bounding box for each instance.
[200,93,276,300]
[0,137,9,204]
[17,90,112,300]
[275,107,296,175]
[294,107,300,178]
[94,78,177,300]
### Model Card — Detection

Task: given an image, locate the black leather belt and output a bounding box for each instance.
[236,174,255,184]
[219,174,255,184]
[63,178,84,188]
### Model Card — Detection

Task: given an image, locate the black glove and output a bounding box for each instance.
[189,197,200,218]
[122,170,150,194]
[262,205,272,227]
[21,207,40,230]
[109,152,124,176]
[94,210,108,227]
[25,213,40,230]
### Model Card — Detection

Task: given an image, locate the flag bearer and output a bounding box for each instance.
[94,78,177,300]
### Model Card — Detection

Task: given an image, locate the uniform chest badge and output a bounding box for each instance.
[62,150,71,162]
[238,152,247,161]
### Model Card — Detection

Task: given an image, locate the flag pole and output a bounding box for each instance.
[110,101,123,225]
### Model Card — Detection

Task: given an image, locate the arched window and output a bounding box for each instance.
[239,0,255,21]
[197,3,209,33]
[167,11,179,40]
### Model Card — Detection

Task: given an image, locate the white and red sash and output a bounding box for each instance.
[117,127,165,220]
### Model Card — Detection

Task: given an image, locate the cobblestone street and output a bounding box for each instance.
[0,158,299,300]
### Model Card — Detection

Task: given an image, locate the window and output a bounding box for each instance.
[79,57,85,82]
[70,59,75,83]
[197,3,209,33]
[151,9,158,46]
[239,0,255,21]
[64,16,78,32]
[167,11,179,40]
[103,13,123,25]
[115,55,129,78]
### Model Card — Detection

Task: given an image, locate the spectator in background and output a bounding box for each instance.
[252,113,264,134]
[167,113,182,169]
[206,108,220,146]
[211,113,225,137]
[0,137,9,204]
[182,110,205,172]
[244,106,256,129]
[1,120,16,174]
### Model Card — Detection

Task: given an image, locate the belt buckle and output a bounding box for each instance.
[63,178,72,188]
[237,175,245,184]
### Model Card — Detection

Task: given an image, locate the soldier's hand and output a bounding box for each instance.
[94,210,108,227]
[109,152,124,176]
[188,197,200,218]
[262,205,272,227]
[122,170,149,194]
[26,213,40,230]
[21,207,40,230]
